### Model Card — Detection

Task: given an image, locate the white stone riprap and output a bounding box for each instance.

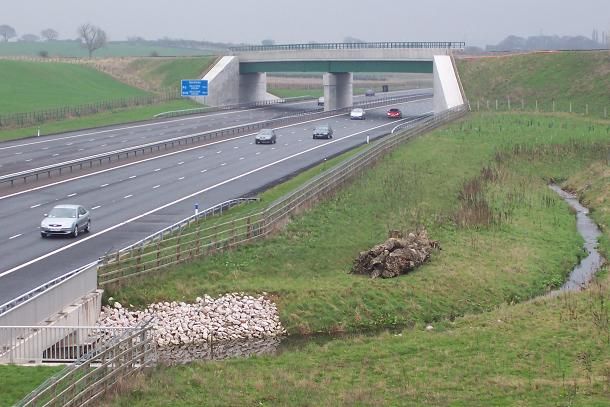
[97,293,286,348]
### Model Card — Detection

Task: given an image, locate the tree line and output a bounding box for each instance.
[0,23,107,57]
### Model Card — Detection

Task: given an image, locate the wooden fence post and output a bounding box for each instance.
[176,229,182,263]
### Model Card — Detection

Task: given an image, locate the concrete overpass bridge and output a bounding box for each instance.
[202,42,466,113]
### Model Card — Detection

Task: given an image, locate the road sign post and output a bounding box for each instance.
[181,80,209,97]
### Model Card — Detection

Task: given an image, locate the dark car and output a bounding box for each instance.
[387,108,403,119]
[255,128,277,144]
[365,89,375,97]
[40,204,90,238]
[313,124,333,139]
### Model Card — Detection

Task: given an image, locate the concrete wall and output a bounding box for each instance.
[202,57,279,107]
[433,55,464,112]
[323,73,353,111]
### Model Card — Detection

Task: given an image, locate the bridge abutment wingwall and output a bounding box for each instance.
[202,56,278,107]
[433,55,464,112]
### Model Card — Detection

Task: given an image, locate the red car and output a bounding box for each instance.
[387,108,402,119]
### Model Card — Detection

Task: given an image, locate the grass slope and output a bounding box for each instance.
[0,60,150,114]
[0,365,63,406]
[457,51,610,116]
[0,41,209,57]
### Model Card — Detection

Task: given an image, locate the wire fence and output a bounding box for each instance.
[0,89,180,129]
[470,98,609,119]
[98,106,467,285]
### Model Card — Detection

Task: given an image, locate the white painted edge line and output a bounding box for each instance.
[0,105,284,151]
[0,115,423,278]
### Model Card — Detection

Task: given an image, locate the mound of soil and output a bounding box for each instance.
[351,230,440,279]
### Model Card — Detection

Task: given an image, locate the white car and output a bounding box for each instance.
[40,204,90,238]
[317,97,325,106]
[350,108,366,120]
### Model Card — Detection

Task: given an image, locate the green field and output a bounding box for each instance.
[122,56,217,90]
[0,60,150,114]
[0,365,63,406]
[0,41,210,58]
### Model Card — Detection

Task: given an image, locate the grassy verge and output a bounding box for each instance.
[0,99,200,142]
[103,112,610,406]
[0,365,63,406]
[106,113,609,336]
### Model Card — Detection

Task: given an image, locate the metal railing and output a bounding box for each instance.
[0,325,132,364]
[17,319,155,407]
[97,105,466,284]
[0,93,428,188]
[231,42,466,53]
[0,262,98,326]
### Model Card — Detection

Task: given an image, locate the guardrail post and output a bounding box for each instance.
[156,242,161,268]
[176,229,182,263]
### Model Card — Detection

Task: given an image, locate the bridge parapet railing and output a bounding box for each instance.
[231,42,466,53]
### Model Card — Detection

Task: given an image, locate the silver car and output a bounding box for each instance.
[350,108,366,120]
[40,204,90,238]
[255,128,277,144]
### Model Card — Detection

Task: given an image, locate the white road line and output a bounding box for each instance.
[100,184,109,187]
[42,147,49,150]
[0,109,420,202]
[198,156,205,159]
[178,177,185,180]
[200,169,207,173]
[0,116,427,278]
[154,168,161,172]
[25,159,32,162]
[30,204,41,208]
[233,146,239,149]
[153,185,160,189]
[216,151,222,154]
[91,205,102,210]
[15,152,22,155]
[52,153,59,157]
[178,161,184,165]
[67,193,77,197]
[129,175,136,179]
[9,234,22,240]
[256,152,261,155]
[124,195,133,199]
[221,163,226,166]
[239,157,245,160]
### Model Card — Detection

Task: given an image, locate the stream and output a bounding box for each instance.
[159,185,605,364]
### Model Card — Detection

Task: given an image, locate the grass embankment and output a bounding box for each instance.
[0,365,63,406]
[0,60,149,114]
[457,51,610,117]
[0,41,208,57]
[103,112,610,406]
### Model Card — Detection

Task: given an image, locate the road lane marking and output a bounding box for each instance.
[178,177,185,180]
[178,161,184,165]
[129,175,137,179]
[67,193,77,197]
[153,185,160,189]
[91,205,101,210]
[9,234,22,240]
[154,168,161,172]
[30,204,41,208]
[124,195,133,199]
[200,169,207,173]
[0,107,431,202]
[100,184,109,187]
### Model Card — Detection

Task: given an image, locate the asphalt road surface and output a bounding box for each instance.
[0,92,432,305]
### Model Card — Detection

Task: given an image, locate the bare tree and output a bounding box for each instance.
[41,28,59,41]
[77,23,107,57]
[0,24,17,42]
[20,34,40,42]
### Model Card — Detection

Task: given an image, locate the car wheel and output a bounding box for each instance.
[273,139,276,144]
[72,225,78,238]
[41,232,47,238]
[84,220,91,233]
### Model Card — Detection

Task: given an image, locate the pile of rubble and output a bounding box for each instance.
[97,293,286,348]
[351,230,440,278]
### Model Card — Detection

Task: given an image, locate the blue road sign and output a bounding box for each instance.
[181,80,209,97]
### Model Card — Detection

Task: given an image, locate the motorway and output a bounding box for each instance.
[0,90,432,305]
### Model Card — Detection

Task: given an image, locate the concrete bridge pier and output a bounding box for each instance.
[323,73,353,111]
[239,72,271,104]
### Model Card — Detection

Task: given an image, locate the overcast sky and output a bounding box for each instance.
[3,0,610,46]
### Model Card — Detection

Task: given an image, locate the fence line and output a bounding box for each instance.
[16,319,155,407]
[98,107,466,285]
[471,98,609,118]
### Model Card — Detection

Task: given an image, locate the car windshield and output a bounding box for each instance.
[48,207,77,218]
[258,129,273,135]
[352,109,363,113]
[390,109,399,112]
[315,126,329,132]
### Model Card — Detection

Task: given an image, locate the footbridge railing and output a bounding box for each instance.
[231,41,466,53]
